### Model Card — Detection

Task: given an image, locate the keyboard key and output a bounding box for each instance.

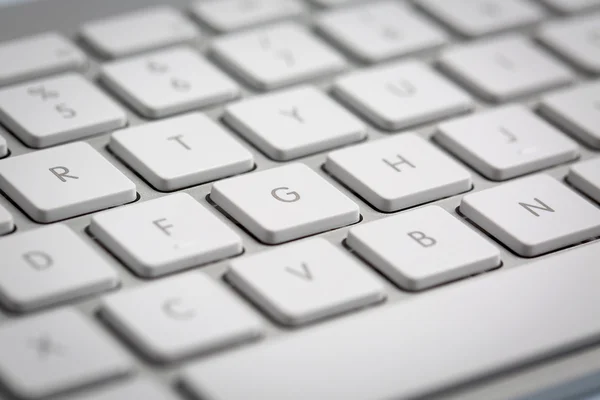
[101,47,239,119]
[181,240,600,400]
[223,86,366,161]
[325,134,472,212]
[539,0,600,13]
[67,379,179,400]
[461,175,600,257]
[416,0,545,38]
[211,164,359,244]
[0,73,127,148]
[228,238,385,326]
[333,60,473,130]
[110,113,253,191]
[0,134,6,158]
[348,206,500,290]
[90,193,242,278]
[0,309,132,399]
[436,105,579,181]
[210,23,346,90]
[80,6,198,59]
[0,142,136,223]
[539,82,600,148]
[569,158,600,203]
[0,32,87,86]
[191,0,305,32]
[0,202,13,235]
[101,273,261,362]
[439,35,574,102]
[316,1,448,63]
[538,14,600,74]
[0,225,118,312]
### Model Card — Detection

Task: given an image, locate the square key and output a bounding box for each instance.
[224,86,366,160]
[211,163,360,244]
[210,23,346,90]
[110,113,254,191]
[0,73,126,148]
[0,142,136,223]
[101,47,240,118]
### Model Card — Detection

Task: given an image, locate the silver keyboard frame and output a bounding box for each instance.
[1,0,600,399]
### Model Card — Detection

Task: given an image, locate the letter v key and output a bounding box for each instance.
[285,263,313,281]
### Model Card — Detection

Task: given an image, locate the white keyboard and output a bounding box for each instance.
[1,0,600,399]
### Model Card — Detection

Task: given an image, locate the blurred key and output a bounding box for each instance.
[540,0,600,14]
[0,202,13,236]
[0,134,6,158]
[569,158,600,204]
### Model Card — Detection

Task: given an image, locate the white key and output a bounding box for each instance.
[90,193,242,278]
[191,0,305,32]
[0,134,6,158]
[211,164,359,244]
[224,86,366,161]
[569,158,600,203]
[416,0,545,37]
[101,273,261,362]
[436,105,579,181]
[325,134,472,212]
[0,202,13,235]
[80,6,198,59]
[538,14,600,74]
[316,2,448,63]
[101,47,239,119]
[540,0,600,13]
[439,35,574,102]
[539,82,600,149]
[228,238,385,326]
[0,142,136,223]
[67,380,179,400]
[0,73,127,148]
[0,32,87,86]
[110,113,253,191]
[181,240,600,400]
[461,175,600,257]
[333,60,473,130]
[0,225,118,312]
[0,309,132,399]
[210,23,346,90]
[348,206,500,291]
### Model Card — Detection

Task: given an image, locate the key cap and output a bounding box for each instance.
[90,193,242,278]
[461,175,600,257]
[540,0,600,13]
[0,73,127,148]
[416,0,545,38]
[0,202,13,235]
[539,82,600,149]
[0,309,132,399]
[348,206,499,290]
[211,163,359,244]
[325,134,472,212]
[0,225,118,312]
[0,32,87,86]
[66,379,179,400]
[333,60,473,131]
[538,14,600,74]
[101,273,261,362]
[0,134,6,158]
[569,158,600,204]
[80,6,198,59]
[228,238,385,326]
[191,0,304,32]
[101,47,239,119]
[182,240,600,400]
[436,105,579,181]
[0,142,136,223]
[439,35,574,102]
[110,113,253,191]
[223,86,366,161]
[316,1,448,63]
[210,23,346,90]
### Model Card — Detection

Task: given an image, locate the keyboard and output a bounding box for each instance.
[1,0,600,399]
